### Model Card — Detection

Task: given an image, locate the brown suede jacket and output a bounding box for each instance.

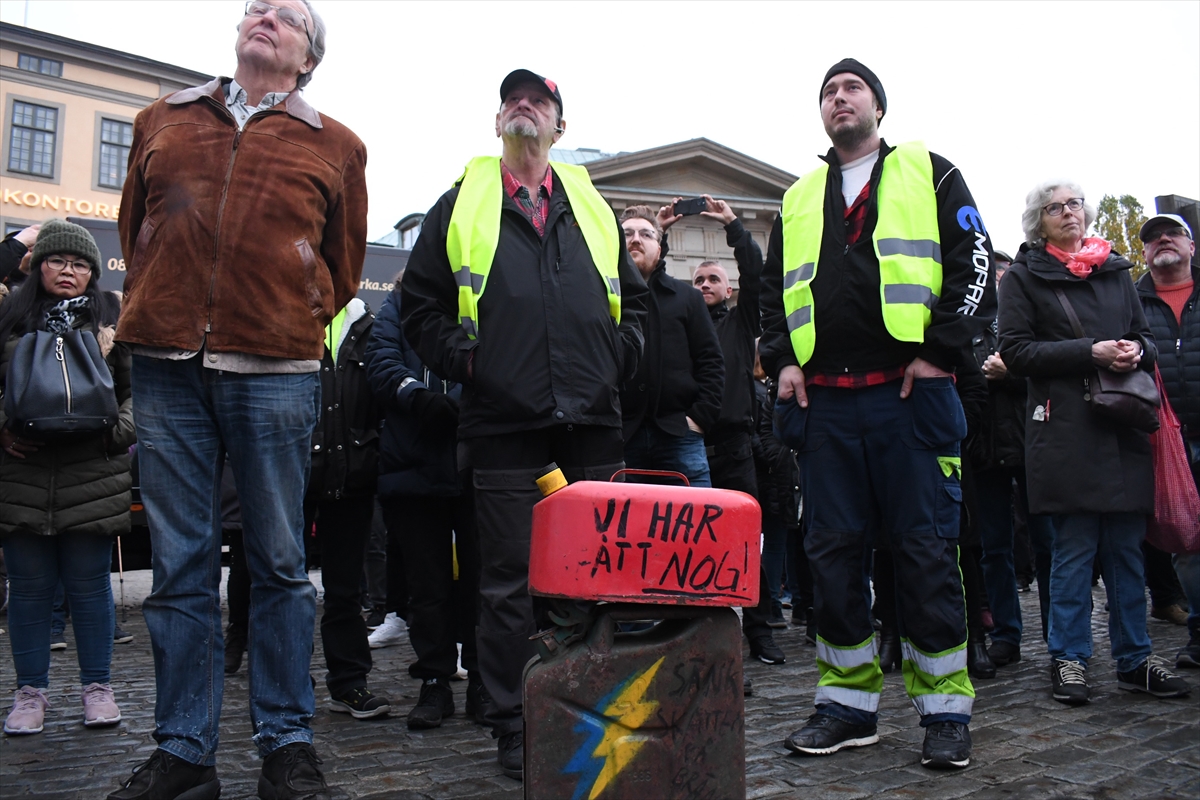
[116,78,368,360]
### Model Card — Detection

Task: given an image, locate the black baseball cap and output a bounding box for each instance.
[499,69,563,115]
[820,58,886,119]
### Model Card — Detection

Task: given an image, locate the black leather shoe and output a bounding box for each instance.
[784,713,878,755]
[107,749,220,800]
[257,742,330,800]
[968,642,996,679]
[407,679,454,729]
[877,627,901,674]
[749,634,786,665]
[987,640,1021,667]
[465,676,489,725]
[498,731,523,781]
[224,624,247,675]
[921,721,971,769]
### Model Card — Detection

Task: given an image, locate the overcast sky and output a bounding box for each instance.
[4,0,1197,254]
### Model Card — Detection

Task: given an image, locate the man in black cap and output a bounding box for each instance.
[760,58,996,768]
[400,69,647,781]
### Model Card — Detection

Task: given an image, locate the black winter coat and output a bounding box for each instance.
[1137,266,1200,438]
[620,261,724,441]
[751,380,799,522]
[708,219,763,443]
[998,246,1156,514]
[968,319,1027,471]
[365,288,462,498]
[307,298,380,501]
[400,169,648,439]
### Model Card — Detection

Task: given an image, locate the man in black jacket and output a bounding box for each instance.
[400,70,647,782]
[761,59,995,768]
[1135,212,1200,669]
[619,205,723,486]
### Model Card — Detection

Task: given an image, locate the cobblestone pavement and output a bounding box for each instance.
[1,570,1197,799]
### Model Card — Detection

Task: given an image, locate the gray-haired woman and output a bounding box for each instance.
[998,181,1190,707]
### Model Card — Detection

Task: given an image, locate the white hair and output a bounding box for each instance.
[296,0,325,89]
[1021,179,1096,247]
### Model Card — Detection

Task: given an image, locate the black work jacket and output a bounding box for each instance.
[998,246,1156,515]
[708,219,763,443]
[751,379,800,522]
[1137,266,1200,438]
[401,169,648,439]
[621,261,724,441]
[760,140,997,379]
[307,300,380,501]
[968,319,1027,471]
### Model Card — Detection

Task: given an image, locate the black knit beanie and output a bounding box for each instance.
[30,218,103,279]
[820,58,886,119]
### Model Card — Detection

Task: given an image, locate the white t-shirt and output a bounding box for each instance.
[840,149,880,208]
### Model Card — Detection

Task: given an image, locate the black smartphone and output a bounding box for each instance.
[673,197,707,216]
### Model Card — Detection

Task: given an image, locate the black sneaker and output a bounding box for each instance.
[766,614,788,629]
[364,606,387,630]
[987,640,1021,667]
[1051,659,1090,706]
[498,730,523,780]
[225,624,247,675]
[749,634,786,665]
[50,631,67,651]
[1117,655,1191,698]
[330,686,390,720]
[465,677,489,725]
[1177,638,1200,669]
[257,742,330,800]
[921,721,972,769]
[407,679,454,729]
[784,713,878,755]
[107,749,220,800]
[113,626,134,645]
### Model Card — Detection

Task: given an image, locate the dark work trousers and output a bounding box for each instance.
[379,479,480,682]
[787,508,814,620]
[1014,476,1055,640]
[383,524,410,621]
[226,530,250,632]
[305,496,375,697]
[976,466,1023,647]
[1144,541,1186,609]
[364,500,388,610]
[799,380,972,726]
[466,425,624,739]
[707,432,774,639]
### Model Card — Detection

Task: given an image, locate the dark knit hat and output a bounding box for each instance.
[820,58,886,119]
[30,218,102,278]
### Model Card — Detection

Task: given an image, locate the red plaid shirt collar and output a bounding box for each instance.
[501,162,554,236]
[843,180,871,247]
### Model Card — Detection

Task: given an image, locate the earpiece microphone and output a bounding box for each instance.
[554,126,565,134]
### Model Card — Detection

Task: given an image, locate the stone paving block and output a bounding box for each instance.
[1022,743,1100,767]
[1042,758,1128,786]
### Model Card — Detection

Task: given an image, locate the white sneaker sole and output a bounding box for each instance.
[330,700,390,719]
[922,754,970,768]
[84,712,122,727]
[785,733,878,755]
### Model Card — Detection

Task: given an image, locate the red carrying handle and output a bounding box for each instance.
[609,468,690,486]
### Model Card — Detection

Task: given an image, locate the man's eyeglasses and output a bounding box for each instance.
[43,257,92,275]
[1142,227,1191,244]
[1043,198,1084,217]
[244,1,311,45]
[623,228,659,242]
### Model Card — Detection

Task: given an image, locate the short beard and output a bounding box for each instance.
[503,117,538,138]
[828,113,876,153]
[1152,250,1183,269]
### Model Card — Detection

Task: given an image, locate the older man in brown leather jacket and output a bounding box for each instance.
[109,3,365,800]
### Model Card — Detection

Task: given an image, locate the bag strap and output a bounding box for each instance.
[1052,287,1088,340]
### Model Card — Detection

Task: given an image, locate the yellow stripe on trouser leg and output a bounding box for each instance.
[814,634,884,713]
[901,639,974,717]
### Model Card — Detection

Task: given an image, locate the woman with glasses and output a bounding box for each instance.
[0,219,133,735]
[998,182,1191,706]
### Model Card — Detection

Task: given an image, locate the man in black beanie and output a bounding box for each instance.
[759,58,997,768]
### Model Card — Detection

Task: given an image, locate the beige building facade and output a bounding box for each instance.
[0,22,209,250]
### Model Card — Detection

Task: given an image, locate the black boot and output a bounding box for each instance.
[878,626,901,673]
[968,635,996,680]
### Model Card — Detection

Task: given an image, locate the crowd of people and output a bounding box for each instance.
[0,2,1196,799]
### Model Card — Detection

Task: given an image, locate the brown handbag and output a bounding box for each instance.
[1052,287,1160,433]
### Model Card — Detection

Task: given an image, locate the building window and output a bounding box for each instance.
[7,101,58,177]
[98,118,133,188]
[16,53,63,77]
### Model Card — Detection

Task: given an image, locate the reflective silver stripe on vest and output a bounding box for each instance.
[783,261,815,291]
[455,266,484,293]
[460,316,478,338]
[884,284,938,310]
[786,306,812,332]
[608,277,621,297]
[877,238,942,264]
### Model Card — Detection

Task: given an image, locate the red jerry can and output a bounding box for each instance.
[529,472,761,607]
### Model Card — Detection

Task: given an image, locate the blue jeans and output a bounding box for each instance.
[132,355,320,764]
[1174,553,1200,640]
[976,467,1023,646]
[623,424,711,487]
[1047,512,1151,672]
[3,533,114,687]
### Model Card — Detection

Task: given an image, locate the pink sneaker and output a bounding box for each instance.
[81,683,121,727]
[4,686,49,735]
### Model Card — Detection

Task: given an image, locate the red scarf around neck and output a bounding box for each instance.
[1045,238,1112,278]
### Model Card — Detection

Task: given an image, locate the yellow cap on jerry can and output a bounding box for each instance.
[535,462,568,497]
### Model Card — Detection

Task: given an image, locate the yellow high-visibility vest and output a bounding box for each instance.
[781,141,941,366]
[446,156,621,339]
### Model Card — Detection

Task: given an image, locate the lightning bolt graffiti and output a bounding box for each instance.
[563,656,666,800]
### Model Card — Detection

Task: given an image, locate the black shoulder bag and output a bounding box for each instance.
[1052,287,1159,433]
[3,329,119,440]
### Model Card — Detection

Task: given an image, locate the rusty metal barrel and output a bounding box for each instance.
[524,469,760,800]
